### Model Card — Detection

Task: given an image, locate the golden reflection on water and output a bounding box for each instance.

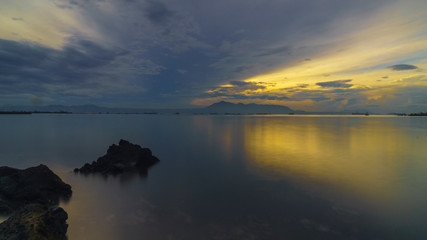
[216,116,427,209]
[58,173,122,240]
[58,172,158,240]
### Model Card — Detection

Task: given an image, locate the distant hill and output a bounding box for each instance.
[197,101,301,114]
[0,101,303,114]
[0,104,150,114]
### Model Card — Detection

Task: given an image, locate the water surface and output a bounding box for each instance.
[1,114,426,239]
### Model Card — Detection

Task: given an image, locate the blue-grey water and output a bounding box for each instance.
[1,114,426,239]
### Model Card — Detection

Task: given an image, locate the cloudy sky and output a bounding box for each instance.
[1,0,426,112]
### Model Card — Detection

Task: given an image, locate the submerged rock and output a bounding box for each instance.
[0,164,72,215]
[0,204,68,240]
[74,139,160,175]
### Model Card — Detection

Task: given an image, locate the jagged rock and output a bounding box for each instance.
[0,165,72,240]
[0,204,68,240]
[74,139,160,175]
[0,165,72,215]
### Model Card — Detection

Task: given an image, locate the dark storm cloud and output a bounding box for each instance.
[0,39,117,81]
[144,1,174,25]
[204,91,288,101]
[0,40,55,82]
[60,39,122,69]
[0,38,160,97]
[254,46,291,57]
[316,79,353,88]
[229,80,251,87]
[387,64,418,71]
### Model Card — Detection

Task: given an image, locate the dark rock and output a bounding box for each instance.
[0,204,68,240]
[0,164,72,240]
[74,139,160,175]
[0,164,72,215]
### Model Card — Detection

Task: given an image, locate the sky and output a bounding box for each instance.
[0,0,426,112]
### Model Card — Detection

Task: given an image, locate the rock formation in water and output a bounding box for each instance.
[74,139,160,175]
[0,164,72,240]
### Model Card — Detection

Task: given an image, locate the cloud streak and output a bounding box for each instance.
[316,80,353,88]
[144,1,174,25]
[388,64,418,71]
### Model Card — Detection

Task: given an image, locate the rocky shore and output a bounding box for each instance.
[0,165,72,240]
[0,204,68,240]
[0,140,159,239]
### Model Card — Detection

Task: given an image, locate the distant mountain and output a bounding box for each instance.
[38,104,107,113]
[0,104,154,114]
[198,101,301,114]
[1,101,303,114]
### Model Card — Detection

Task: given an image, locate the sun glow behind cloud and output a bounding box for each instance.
[195,1,427,112]
[0,0,426,111]
[0,0,101,49]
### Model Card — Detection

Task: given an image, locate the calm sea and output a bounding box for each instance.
[1,114,426,239]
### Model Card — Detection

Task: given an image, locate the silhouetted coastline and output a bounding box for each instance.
[393,112,427,116]
[0,111,32,114]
